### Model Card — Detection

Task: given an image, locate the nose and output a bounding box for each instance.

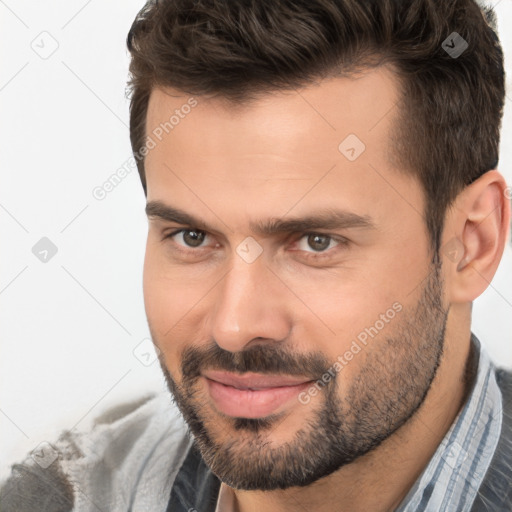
[209,251,292,353]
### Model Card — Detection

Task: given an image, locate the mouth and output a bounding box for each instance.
[201,370,314,419]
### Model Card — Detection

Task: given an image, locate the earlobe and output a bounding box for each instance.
[444,170,511,304]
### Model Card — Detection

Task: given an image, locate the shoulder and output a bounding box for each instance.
[494,367,512,423]
[471,366,512,510]
[495,367,512,392]
[0,391,192,512]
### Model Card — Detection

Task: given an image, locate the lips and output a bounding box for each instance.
[202,370,312,390]
[202,370,314,418]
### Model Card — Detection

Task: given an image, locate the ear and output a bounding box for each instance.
[441,170,511,304]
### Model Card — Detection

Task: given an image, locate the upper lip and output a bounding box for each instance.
[202,370,313,390]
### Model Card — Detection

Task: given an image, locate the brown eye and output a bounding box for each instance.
[165,229,209,249]
[181,230,206,247]
[292,233,349,262]
[306,234,331,252]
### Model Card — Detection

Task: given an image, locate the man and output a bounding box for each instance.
[1,0,511,510]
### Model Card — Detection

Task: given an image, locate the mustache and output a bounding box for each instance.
[180,342,331,382]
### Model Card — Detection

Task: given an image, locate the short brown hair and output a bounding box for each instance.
[126,0,505,253]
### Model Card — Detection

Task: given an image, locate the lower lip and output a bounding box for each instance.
[204,377,313,418]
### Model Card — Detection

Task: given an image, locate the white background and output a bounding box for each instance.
[1,0,511,482]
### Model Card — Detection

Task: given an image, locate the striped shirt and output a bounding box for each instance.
[215,334,503,512]
[395,334,502,511]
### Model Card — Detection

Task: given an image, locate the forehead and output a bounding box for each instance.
[143,66,422,234]
[145,66,400,163]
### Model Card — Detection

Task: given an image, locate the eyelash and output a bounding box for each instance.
[162,228,349,261]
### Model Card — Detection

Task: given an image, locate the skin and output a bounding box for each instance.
[142,66,510,512]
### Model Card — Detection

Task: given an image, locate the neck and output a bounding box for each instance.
[231,314,476,512]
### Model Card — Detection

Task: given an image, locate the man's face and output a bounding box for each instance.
[143,66,448,490]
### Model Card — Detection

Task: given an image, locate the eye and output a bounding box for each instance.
[164,228,212,249]
[297,234,336,252]
[292,233,348,260]
[299,233,340,252]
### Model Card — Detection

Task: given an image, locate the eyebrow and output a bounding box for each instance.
[145,201,375,236]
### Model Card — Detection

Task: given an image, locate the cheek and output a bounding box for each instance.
[143,242,188,349]
[143,240,214,359]
[291,249,423,377]
[143,241,168,332]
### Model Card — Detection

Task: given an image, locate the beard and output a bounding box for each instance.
[153,261,447,491]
